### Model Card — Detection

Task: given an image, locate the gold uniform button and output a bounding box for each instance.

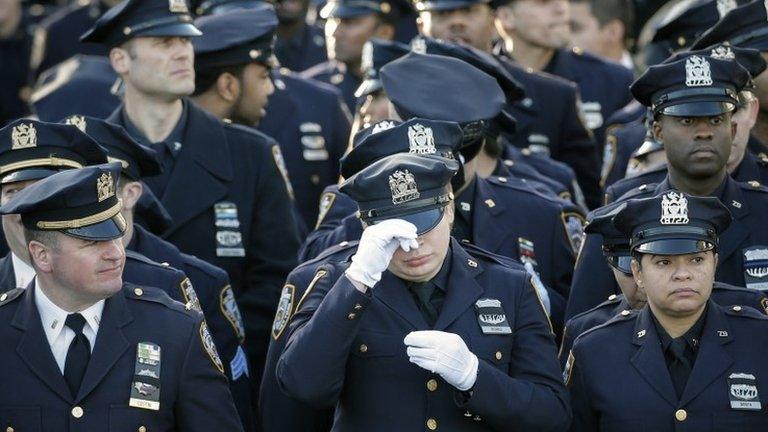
[359,344,368,353]
[347,313,356,320]
[620,310,630,316]
[497,177,508,183]
[139,427,147,432]
[675,409,687,422]
[426,418,438,430]
[733,306,742,312]
[427,379,438,392]
[494,351,503,361]
[0,293,7,302]
[71,406,84,418]
[608,294,617,300]
[134,288,143,296]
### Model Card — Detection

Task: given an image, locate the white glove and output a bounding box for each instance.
[404,330,479,391]
[345,219,419,288]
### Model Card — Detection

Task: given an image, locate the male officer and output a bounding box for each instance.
[301,0,395,111]
[277,153,570,431]
[560,200,768,368]
[566,50,768,319]
[353,37,408,129]
[273,0,328,71]
[61,114,256,430]
[604,44,768,203]
[413,0,602,209]
[690,0,768,152]
[0,163,244,430]
[568,0,635,68]
[191,4,351,229]
[567,191,768,431]
[494,0,635,146]
[82,0,302,382]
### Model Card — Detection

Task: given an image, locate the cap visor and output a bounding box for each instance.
[417,0,485,11]
[659,101,735,117]
[354,79,382,98]
[64,215,126,241]
[607,254,633,275]
[372,207,444,235]
[634,238,714,255]
[138,23,202,38]
[1,168,64,185]
[320,4,374,19]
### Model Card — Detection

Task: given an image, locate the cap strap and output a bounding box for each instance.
[0,157,83,175]
[361,193,453,220]
[653,87,737,109]
[123,14,193,37]
[633,225,715,241]
[730,26,768,47]
[36,199,123,230]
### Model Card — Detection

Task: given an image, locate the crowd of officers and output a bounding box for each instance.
[2,0,768,429]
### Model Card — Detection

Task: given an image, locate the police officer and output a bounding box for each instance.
[277,153,570,431]
[0,0,33,126]
[61,114,256,430]
[567,190,768,431]
[0,163,244,430]
[300,0,396,112]
[604,44,768,203]
[493,0,634,148]
[274,0,328,71]
[560,199,768,369]
[690,0,768,152]
[413,0,602,209]
[82,0,302,384]
[353,37,408,129]
[566,49,768,319]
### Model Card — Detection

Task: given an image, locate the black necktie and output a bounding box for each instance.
[409,282,439,327]
[64,313,91,397]
[667,338,692,399]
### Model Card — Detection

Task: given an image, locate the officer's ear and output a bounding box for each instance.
[630,257,644,290]
[651,119,663,142]
[110,46,131,76]
[118,180,143,213]
[494,5,516,35]
[215,72,242,103]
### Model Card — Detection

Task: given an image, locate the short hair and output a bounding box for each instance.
[23,227,61,261]
[193,64,248,96]
[571,0,635,46]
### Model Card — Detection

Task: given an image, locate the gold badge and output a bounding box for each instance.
[65,115,87,132]
[168,0,189,13]
[97,172,115,202]
[11,123,37,149]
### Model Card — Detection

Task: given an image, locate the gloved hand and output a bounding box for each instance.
[404,330,479,391]
[345,219,419,288]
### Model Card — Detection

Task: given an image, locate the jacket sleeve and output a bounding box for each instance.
[277,272,371,408]
[298,191,362,262]
[565,233,619,320]
[567,344,598,432]
[176,316,245,432]
[457,274,572,432]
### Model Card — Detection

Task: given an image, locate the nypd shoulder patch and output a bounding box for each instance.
[179,278,202,313]
[272,284,295,340]
[561,212,586,255]
[199,321,224,374]
[220,285,246,343]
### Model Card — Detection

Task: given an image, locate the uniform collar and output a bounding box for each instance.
[431,246,452,293]
[651,303,708,353]
[119,100,189,152]
[11,252,35,289]
[34,279,104,345]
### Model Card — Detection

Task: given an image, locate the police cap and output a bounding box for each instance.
[613,190,732,255]
[0,119,108,185]
[341,118,463,179]
[341,153,458,235]
[193,5,278,70]
[81,0,201,47]
[320,0,393,20]
[0,163,127,241]
[631,52,750,117]
[62,115,161,180]
[413,0,490,13]
[585,202,632,274]
[691,0,768,51]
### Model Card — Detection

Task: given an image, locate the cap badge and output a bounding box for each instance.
[168,0,189,13]
[65,115,87,132]
[371,121,396,135]
[97,172,115,202]
[389,169,420,204]
[711,45,735,60]
[717,0,736,17]
[685,56,713,87]
[411,37,427,54]
[408,123,436,155]
[660,191,689,225]
[11,123,37,150]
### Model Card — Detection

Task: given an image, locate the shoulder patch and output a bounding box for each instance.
[601,133,617,187]
[179,278,202,313]
[741,180,768,193]
[315,191,337,229]
[220,285,245,343]
[762,297,768,316]
[725,305,768,320]
[0,288,24,306]
[295,269,329,317]
[577,307,637,340]
[569,294,624,321]
[563,350,575,387]
[271,145,295,200]
[200,320,225,374]
[124,284,190,314]
[561,212,586,254]
[271,284,295,340]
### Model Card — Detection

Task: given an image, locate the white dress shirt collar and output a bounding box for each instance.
[11,253,36,289]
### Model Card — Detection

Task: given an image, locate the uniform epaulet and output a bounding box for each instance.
[568,294,624,322]
[124,283,191,315]
[0,288,24,307]
[756,153,768,166]
[486,175,560,201]
[125,250,180,273]
[461,242,514,268]
[724,304,768,320]
[297,241,359,273]
[181,252,227,280]
[615,182,657,201]
[576,307,637,342]
[222,120,273,142]
[739,180,768,193]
